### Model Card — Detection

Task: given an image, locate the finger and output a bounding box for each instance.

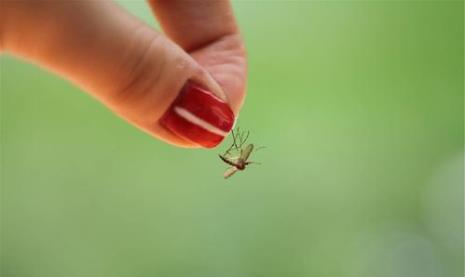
[147,0,238,51]
[2,1,235,148]
[188,34,247,116]
[147,0,247,114]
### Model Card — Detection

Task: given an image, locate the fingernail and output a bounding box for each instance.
[160,82,235,148]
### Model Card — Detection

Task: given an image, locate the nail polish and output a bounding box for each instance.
[160,82,235,148]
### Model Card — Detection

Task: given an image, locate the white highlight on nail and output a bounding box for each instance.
[196,85,226,103]
[174,107,229,137]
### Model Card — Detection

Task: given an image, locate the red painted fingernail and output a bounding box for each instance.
[160,82,235,148]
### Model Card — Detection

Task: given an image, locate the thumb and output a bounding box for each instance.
[1,1,235,148]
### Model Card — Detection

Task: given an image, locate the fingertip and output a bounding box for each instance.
[158,81,234,149]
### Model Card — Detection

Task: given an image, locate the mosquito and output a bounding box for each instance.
[219,127,264,179]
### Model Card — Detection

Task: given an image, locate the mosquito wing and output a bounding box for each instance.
[224,167,238,179]
[219,154,240,167]
[240,144,254,161]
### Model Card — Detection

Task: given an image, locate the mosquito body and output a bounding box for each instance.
[218,128,263,179]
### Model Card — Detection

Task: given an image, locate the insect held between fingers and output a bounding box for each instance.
[218,127,264,179]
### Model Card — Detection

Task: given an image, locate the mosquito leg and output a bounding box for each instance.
[231,130,239,150]
[237,130,249,148]
[236,127,243,147]
[224,144,234,156]
[244,131,250,142]
[241,131,250,147]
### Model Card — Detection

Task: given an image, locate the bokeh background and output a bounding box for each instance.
[1,1,463,276]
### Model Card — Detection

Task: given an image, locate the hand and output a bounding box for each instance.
[1,1,247,148]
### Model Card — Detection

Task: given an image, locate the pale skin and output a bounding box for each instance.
[0,0,247,148]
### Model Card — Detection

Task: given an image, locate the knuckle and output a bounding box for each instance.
[108,26,167,108]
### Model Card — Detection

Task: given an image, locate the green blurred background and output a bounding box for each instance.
[1,1,463,276]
